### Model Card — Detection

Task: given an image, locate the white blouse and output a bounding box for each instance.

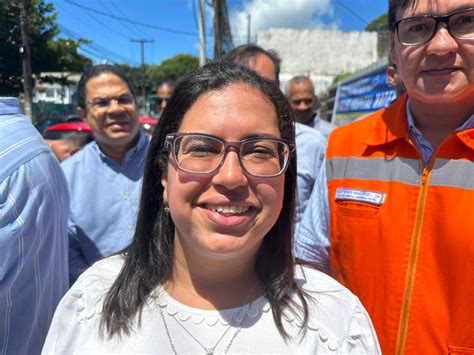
[43,255,381,354]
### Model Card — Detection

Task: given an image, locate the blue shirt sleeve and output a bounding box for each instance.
[294,158,331,272]
[0,136,69,353]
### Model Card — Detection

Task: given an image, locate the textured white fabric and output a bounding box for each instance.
[43,255,381,354]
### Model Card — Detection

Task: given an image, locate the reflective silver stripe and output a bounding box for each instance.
[431,158,474,189]
[327,156,422,186]
[327,156,474,190]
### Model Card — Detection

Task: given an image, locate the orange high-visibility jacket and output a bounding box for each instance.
[326,94,474,354]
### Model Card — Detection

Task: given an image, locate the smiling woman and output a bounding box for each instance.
[43,62,381,354]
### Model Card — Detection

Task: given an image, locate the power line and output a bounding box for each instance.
[64,0,204,37]
[55,1,138,64]
[58,23,138,65]
[99,0,144,38]
[76,4,133,40]
[57,1,131,43]
[335,0,369,26]
[108,0,151,38]
[63,0,254,41]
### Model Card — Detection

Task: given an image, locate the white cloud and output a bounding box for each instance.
[230,0,336,45]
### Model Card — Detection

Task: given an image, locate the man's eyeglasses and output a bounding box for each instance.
[393,7,474,46]
[165,133,294,177]
[87,95,135,111]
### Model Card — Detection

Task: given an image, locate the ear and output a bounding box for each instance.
[77,106,87,121]
[387,66,397,87]
[161,170,169,205]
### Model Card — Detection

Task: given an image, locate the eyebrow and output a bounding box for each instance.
[91,93,133,100]
[401,6,472,19]
[244,133,281,140]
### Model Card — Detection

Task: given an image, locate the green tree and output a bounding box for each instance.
[332,72,352,85]
[365,13,389,32]
[0,0,91,96]
[113,64,144,94]
[148,54,199,89]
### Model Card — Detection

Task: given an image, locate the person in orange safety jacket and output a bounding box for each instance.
[294,0,474,353]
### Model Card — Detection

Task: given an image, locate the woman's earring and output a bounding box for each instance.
[164,200,170,213]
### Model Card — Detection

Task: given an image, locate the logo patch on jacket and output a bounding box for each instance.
[335,188,386,205]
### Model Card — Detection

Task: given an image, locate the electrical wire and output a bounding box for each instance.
[335,0,369,25]
[63,0,254,41]
[64,0,206,37]
[103,0,147,38]
[58,23,138,65]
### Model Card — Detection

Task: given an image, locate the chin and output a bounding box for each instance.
[203,235,261,259]
[411,85,473,105]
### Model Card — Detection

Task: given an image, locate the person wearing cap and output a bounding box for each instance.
[295,0,474,353]
[43,121,94,161]
[62,64,149,284]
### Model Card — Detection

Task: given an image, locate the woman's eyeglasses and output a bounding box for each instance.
[393,7,474,46]
[165,133,294,177]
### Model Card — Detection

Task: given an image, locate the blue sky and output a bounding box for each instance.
[50,0,388,67]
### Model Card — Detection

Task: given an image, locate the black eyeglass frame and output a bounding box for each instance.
[87,94,135,110]
[164,132,295,178]
[392,7,474,46]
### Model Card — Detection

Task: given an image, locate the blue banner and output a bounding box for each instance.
[332,66,396,126]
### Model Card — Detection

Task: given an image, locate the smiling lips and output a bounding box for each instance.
[108,119,130,130]
[204,204,250,216]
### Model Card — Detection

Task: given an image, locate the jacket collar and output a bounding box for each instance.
[362,94,474,149]
[362,93,409,147]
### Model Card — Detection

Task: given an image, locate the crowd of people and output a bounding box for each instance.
[0,0,472,353]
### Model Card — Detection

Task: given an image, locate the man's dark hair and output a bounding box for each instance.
[101,61,309,341]
[221,44,281,84]
[388,0,419,31]
[76,65,136,110]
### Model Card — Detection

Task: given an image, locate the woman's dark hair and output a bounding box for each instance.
[101,61,308,339]
[76,64,136,110]
[388,0,419,31]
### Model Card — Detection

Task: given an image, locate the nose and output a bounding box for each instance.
[107,99,126,114]
[212,150,248,189]
[426,24,459,55]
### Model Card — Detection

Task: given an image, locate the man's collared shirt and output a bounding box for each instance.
[406,101,474,164]
[295,102,474,269]
[0,98,69,354]
[294,122,326,227]
[308,112,336,140]
[62,131,149,283]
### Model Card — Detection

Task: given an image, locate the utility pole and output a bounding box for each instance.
[198,0,206,66]
[19,0,33,120]
[130,39,153,110]
[247,14,251,44]
[213,0,222,58]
